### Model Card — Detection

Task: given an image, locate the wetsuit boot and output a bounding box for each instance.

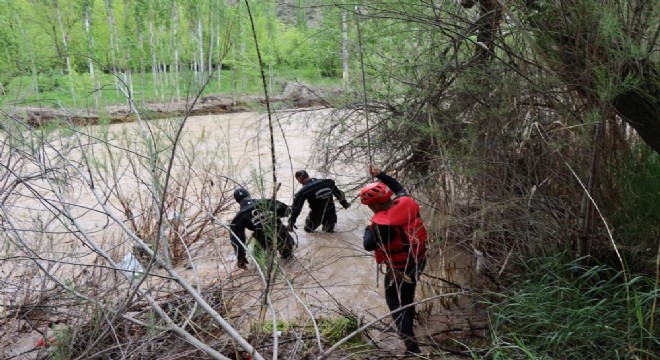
[405,340,421,354]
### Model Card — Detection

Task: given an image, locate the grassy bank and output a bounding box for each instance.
[1,68,342,110]
[483,256,659,359]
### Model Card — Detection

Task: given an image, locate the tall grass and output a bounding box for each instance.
[484,256,659,359]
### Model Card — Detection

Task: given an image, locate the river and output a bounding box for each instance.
[1,108,477,358]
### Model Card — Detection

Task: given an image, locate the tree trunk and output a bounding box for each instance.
[53,0,75,104]
[578,117,605,262]
[216,7,222,92]
[207,1,214,75]
[105,0,120,96]
[82,0,99,107]
[149,20,162,101]
[613,66,660,155]
[83,2,94,77]
[267,2,274,93]
[136,11,146,101]
[239,14,246,91]
[172,4,180,100]
[341,10,349,89]
[460,0,502,61]
[159,24,169,91]
[122,0,133,98]
[197,18,205,86]
[17,13,40,95]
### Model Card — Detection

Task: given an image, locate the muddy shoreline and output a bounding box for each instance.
[3,83,335,127]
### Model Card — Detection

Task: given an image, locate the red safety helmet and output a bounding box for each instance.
[359,182,393,205]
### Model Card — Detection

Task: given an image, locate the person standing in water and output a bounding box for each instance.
[287,170,350,233]
[360,164,427,354]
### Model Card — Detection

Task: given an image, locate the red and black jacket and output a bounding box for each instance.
[363,173,427,269]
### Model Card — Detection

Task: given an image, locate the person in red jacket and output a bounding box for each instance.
[360,164,427,354]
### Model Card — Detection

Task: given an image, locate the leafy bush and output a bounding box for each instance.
[275,25,315,69]
[609,148,660,272]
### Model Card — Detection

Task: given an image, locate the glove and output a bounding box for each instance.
[340,200,350,209]
[368,164,381,178]
[363,225,373,241]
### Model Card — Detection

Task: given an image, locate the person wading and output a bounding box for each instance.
[287,170,350,233]
[229,187,295,269]
[360,164,427,354]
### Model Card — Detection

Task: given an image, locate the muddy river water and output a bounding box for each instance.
[179,109,390,320]
[1,108,478,357]
[171,109,385,307]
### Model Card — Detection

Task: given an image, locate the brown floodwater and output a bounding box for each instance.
[1,108,478,358]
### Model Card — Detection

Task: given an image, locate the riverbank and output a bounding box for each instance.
[2,82,336,127]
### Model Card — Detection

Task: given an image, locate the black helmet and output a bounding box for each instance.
[233,187,251,203]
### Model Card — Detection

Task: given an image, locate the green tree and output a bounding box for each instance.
[476,0,660,154]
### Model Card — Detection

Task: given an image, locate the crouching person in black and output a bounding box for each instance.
[229,188,295,269]
[287,170,350,233]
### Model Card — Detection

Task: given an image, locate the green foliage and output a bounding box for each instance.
[262,316,361,347]
[49,325,74,360]
[610,148,660,265]
[523,0,657,106]
[485,256,659,359]
[262,319,288,333]
[275,25,316,69]
[0,0,345,107]
[251,240,269,271]
[0,69,302,108]
[273,22,341,78]
[2,67,341,110]
[318,316,359,344]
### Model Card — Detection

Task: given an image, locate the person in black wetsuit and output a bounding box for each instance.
[286,170,350,233]
[229,187,295,269]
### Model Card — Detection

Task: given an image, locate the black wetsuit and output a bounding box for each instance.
[229,198,294,265]
[289,178,349,233]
